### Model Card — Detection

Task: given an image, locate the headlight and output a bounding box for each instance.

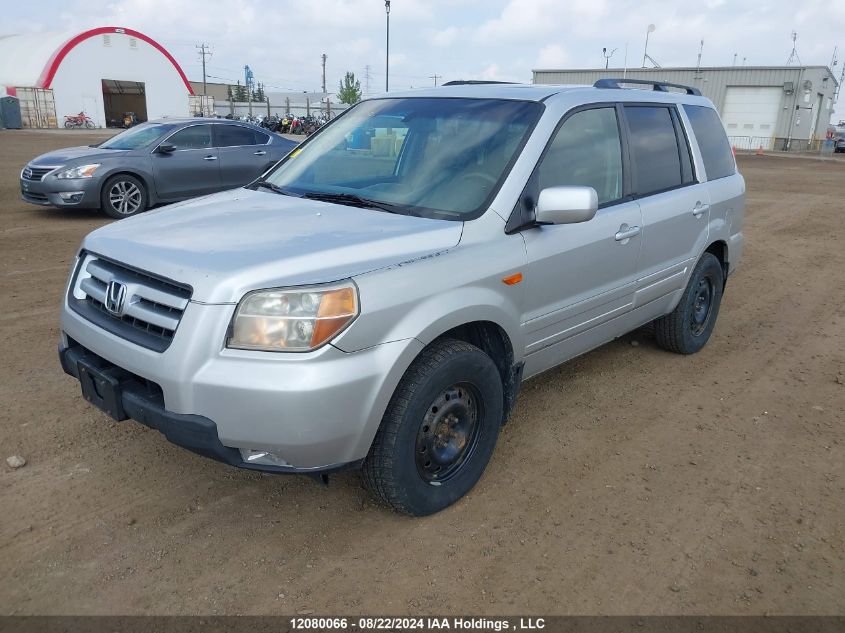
[56,164,101,179]
[227,281,359,352]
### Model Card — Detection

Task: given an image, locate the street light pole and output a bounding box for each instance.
[385,1,391,92]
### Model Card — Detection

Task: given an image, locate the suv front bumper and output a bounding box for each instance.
[60,299,423,472]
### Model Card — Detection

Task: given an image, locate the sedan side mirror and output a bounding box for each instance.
[157,143,176,154]
[535,186,598,225]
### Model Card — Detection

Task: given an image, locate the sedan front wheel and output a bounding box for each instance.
[101,175,148,219]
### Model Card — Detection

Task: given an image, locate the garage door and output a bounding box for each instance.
[721,86,782,149]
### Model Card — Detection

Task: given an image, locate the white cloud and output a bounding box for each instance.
[536,44,570,69]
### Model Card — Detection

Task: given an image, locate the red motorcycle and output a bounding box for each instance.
[64,112,95,129]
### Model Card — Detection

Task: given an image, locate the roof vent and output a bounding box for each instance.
[129,37,137,49]
[102,34,111,47]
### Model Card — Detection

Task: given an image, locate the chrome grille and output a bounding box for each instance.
[68,254,192,352]
[22,165,58,181]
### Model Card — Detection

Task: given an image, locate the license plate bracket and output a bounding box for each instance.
[77,358,128,421]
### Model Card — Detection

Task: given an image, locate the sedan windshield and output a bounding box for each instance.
[262,98,542,219]
[99,123,176,150]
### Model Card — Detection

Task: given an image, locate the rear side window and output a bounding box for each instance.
[537,107,623,206]
[167,125,212,150]
[254,130,270,145]
[624,106,683,196]
[683,105,736,181]
[216,125,259,147]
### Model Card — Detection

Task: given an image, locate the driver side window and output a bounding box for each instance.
[537,107,623,206]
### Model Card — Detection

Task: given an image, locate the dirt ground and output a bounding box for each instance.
[0,129,843,616]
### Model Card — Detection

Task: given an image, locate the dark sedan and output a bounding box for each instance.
[20,119,297,218]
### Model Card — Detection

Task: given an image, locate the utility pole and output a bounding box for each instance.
[244,65,254,117]
[321,53,327,94]
[364,65,371,96]
[196,42,211,96]
[385,0,391,92]
[430,74,442,86]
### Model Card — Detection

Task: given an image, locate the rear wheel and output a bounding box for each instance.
[653,253,724,354]
[362,338,503,516]
[100,174,147,219]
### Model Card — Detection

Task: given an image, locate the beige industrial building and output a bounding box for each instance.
[533,66,839,150]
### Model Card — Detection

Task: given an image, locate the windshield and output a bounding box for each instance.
[99,123,176,150]
[263,98,542,219]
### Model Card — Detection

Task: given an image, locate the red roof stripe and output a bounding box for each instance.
[37,26,194,95]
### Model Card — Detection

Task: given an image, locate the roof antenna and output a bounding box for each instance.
[786,31,801,66]
[602,47,617,69]
[695,40,704,77]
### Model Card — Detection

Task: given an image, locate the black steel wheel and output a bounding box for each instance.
[415,382,482,483]
[362,338,503,516]
[654,252,724,355]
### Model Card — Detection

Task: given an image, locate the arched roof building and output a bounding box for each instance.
[0,26,193,127]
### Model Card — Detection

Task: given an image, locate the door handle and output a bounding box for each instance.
[253,150,267,156]
[614,225,641,242]
[692,202,710,218]
[203,155,218,161]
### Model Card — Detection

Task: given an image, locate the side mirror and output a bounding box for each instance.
[156,143,176,154]
[535,186,598,225]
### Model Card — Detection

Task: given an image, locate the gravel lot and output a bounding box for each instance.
[1,129,843,615]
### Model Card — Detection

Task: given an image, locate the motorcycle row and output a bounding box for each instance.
[258,113,328,135]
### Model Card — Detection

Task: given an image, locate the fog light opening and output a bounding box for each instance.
[59,191,85,203]
[240,449,291,467]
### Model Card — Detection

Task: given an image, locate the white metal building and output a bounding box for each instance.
[533,66,839,150]
[0,26,194,128]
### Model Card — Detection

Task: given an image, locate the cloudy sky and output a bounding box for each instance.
[3,0,843,105]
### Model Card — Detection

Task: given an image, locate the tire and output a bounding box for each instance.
[653,253,724,355]
[362,338,503,516]
[85,120,95,129]
[64,121,72,128]
[100,174,148,219]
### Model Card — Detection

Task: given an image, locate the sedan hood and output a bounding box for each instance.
[32,146,130,165]
[82,188,463,303]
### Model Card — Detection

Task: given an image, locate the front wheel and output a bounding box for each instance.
[100,174,148,219]
[653,253,724,354]
[362,338,503,516]
[85,120,95,129]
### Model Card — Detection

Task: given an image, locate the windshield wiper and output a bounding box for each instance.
[253,181,298,196]
[300,191,406,214]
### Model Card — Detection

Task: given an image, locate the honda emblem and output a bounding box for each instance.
[105,281,127,316]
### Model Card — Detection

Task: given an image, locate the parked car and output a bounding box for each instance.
[58,80,745,515]
[20,119,297,218]
[835,135,845,153]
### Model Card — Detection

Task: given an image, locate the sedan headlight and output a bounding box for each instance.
[227,281,359,352]
[56,164,101,179]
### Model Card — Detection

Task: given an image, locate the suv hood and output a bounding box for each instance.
[81,188,463,303]
[32,145,130,165]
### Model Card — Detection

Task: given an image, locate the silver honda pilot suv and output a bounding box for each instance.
[59,79,745,515]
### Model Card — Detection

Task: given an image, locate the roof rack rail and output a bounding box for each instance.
[593,78,701,96]
[441,80,518,86]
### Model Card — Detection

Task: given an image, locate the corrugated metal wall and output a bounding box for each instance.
[532,66,838,141]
